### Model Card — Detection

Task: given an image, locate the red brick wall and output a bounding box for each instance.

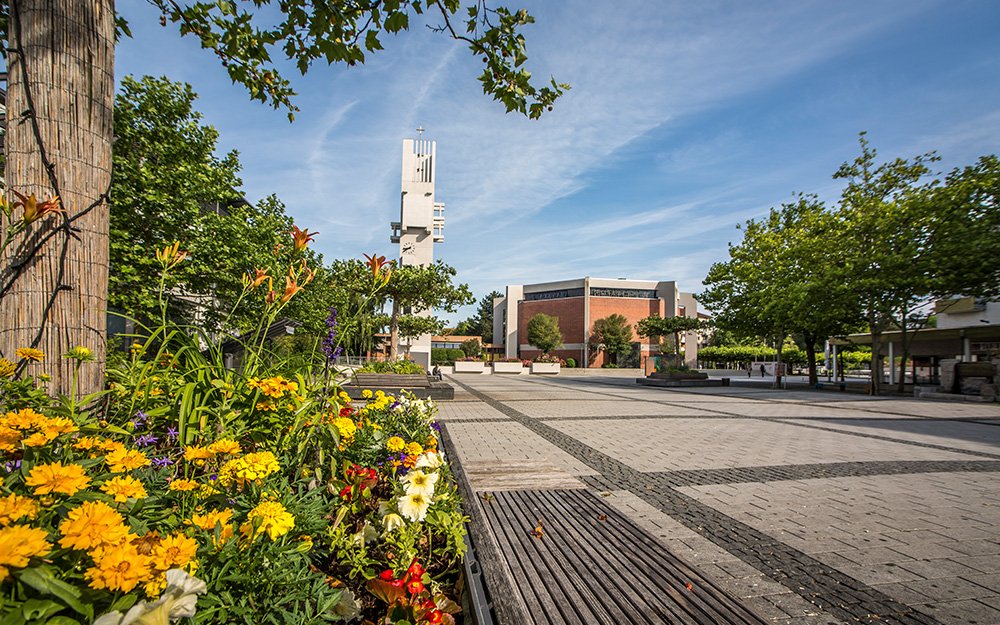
[588,297,662,347]
[518,298,586,345]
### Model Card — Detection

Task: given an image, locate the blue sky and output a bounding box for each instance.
[116,1,1000,323]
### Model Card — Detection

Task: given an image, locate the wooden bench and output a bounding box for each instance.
[440,425,769,625]
[353,373,431,388]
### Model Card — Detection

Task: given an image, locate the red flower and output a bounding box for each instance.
[339,485,353,500]
[425,608,444,624]
[379,569,395,581]
[339,406,353,417]
[406,578,425,595]
[407,558,426,579]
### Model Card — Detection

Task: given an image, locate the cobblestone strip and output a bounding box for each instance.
[439,417,516,424]
[451,378,944,625]
[645,460,1000,487]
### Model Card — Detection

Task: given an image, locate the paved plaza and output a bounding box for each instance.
[439,372,1000,625]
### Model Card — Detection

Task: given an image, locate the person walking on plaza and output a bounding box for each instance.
[746,363,752,378]
[760,363,767,377]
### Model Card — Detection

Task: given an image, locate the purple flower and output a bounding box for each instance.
[209,474,218,482]
[134,433,159,447]
[129,411,148,431]
[152,456,174,468]
[321,305,340,364]
[3,459,21,473]
[166,426,179,441]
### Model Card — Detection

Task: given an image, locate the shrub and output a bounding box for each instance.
[526,313,562,354]
[460,338,482,358]
[358,359,426,374]
[565,358,576,368]
[533,354,565,364]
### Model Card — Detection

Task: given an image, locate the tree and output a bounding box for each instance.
[460,338,482,358]
[455,290,502,343]
[636,314,703,365]
[1,0,564,394]
[526,313,562,355]
[589,314,632,365]
[834,133,938,394]
[382,261,473,359]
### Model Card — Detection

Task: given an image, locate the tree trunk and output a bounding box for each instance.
[804,333,818,385]
[870,321,883,396]
[0,0,114,395]
[774,333,784,389]
[389,298,400,359]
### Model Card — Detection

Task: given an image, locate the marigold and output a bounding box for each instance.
[188,508,234,531]
[151,533,198,571]
[25,461,90,496]
[15,347,44,362]
[101,475,148,502]
[0,358,15,379]
[218,451,280,487]
[58,501,129,551]
[85,539,151,592]
[168,478,199,492]
[0,524,51,582]
[332,416,356,439]
[207,438,242,455]
[240,500,295,541]
[0,493,38,526]
[183,445,214,464]
[106,447,151,472]
[386,436,405,453]
[361,389,373,399]
[404,441,424,457]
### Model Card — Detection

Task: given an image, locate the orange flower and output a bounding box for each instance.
[11,189,62,224]
[155,241,187,268]
[245,268,269,288]
[279,275,303,304]
[290,226,318,252]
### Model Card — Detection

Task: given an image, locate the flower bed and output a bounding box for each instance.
[0,243,466,625]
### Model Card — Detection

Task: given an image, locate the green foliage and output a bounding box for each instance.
[430,348,464,365]
[140,1,568,120]
[454,290,502,343]
[636,314,702,361]
[565,357,576,368]
[383,262,474,357]
[589,314,633,364]
[357,360,426,374]
[460,338,482,358]
[525,313,562,354]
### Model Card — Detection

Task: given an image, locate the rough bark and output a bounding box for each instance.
[389,298,400,359]
[0,0,115,395]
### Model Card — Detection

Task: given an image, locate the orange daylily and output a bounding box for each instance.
[290,226,318,252]
[364,253,392,285]
[11,190,62,224]
[279,275,304,304]
[245,269,270,289]
[155,242,187,268]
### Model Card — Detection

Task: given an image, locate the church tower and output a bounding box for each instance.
[390,135,445,367]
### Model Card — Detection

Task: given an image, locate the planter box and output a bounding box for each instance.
[648,371,708,380]
[492,362,525,374]
[454,361,486,374]
[530,362,560,375]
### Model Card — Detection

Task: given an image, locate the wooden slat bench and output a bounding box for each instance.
[342,373,454,400]
[476,488,770,625]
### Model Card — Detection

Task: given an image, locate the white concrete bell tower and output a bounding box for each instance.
[390,133,445,367]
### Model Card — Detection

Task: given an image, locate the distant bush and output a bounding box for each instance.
[601,363,618,369]
[432,348,465,365]
[565,357,576,368]
[460,338,482,358]
[358,359,425,374]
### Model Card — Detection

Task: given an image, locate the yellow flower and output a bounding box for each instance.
[402,470,439,497]
[168,479,199,492]
[255,400,276,411]
[0,426,20,453]
[0,524,51,582]
[85,538,151,592]
[58,501,130,551]
[188,508,234,531]
[240,501,295,541]
[25,461,91,496]
[101,475,148,502]
[361,389,373,399]
[404,441,423,457]
[106,447,151,473]
[15,347,44,362]
[151,533,198,571]
[183,445,215,464]
[2,408,44,430]
[386,436,405,453]
[218,451,280,487]
[21,430,57,447]
[0,358,15,379]
[144,572,167,598]
[332,417,356,440]
[0,493,38,526]
[64,346,94,362]
[207,439,242,455]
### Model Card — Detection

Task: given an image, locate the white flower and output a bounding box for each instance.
[382,512,405,532]
[92,570,207,625]
[402,470,439,497]
[415,452,444,470]
[398,491,432,522]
